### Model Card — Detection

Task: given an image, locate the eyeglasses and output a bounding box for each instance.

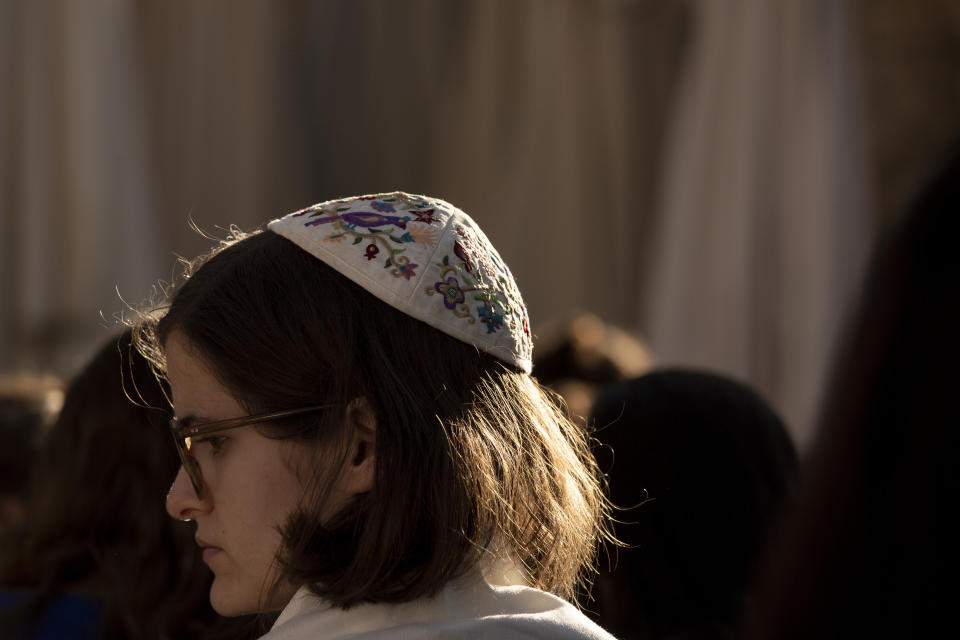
[169,404,331,496]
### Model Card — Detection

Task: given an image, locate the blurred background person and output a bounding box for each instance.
[0,330,254,639]
[0,375,63,539]
[744,139,960,639]
[534,312,654,424]
[586,370,799,639]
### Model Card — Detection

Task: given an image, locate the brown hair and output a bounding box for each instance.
[0,331,254,639]
[135,228,611,608]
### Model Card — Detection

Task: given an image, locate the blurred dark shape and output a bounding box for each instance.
[535,312,654,422]
[0,331,254,639]
[587,369,799,640]
[744,140,960,639]
[0,375,63,537]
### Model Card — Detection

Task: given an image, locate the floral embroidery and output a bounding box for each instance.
[434,276,466,309]
[412,208,437,225]
[408,222,438,247]
[454,241,474,273]
[424,225,525,336]
[392,256,418,280]
[297,193,441,280]
[454,226,495,277]
[477,302,503,333]
[274,191,532,370]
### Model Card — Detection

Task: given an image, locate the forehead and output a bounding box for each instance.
[164,331,243,420]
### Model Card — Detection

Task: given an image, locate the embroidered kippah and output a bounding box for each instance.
[267,192,533,373]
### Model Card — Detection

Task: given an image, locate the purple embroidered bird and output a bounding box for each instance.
[305,211,410,229]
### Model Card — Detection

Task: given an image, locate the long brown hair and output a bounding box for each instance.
[136,228,611,608]
[0,331,253,639]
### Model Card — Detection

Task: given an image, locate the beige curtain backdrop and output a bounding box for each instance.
[1,0,165,372]
[643,0,872,447]
[1,0,883,446]
[1,0,686,370]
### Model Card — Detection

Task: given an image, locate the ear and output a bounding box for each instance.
[340,396,377,495]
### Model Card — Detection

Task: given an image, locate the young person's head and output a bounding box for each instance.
[138,192,609,617]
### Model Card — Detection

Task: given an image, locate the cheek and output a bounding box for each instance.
[245,448,307,528]
[211,444,307,552]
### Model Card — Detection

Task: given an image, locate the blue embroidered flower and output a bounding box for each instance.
[371,200,396,213]
[477,302,503,333]
[399,232,415,243]
[435,277,465,309]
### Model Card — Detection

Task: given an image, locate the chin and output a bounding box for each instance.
[209,578,260,617]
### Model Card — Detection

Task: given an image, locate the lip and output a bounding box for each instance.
[196,537,223,563]
[202,547,223,563]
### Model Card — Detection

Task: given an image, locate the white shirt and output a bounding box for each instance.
[261,561,616,640]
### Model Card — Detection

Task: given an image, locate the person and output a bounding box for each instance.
[533,311,653,425]
[743,141,960,639]
[0,375,63,539]
[133,192,617,639]
[0,331,254,639]
[586,370,799,639]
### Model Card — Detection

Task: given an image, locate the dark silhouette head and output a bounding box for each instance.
[745,140,960,639]
[588,369,799,639]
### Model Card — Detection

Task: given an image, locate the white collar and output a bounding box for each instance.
[263,563,614,640]
[271,554,529,630]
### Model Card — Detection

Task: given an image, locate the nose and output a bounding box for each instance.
[166,465,210,521]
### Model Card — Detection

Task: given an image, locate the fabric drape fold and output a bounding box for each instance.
[643,0,871,445]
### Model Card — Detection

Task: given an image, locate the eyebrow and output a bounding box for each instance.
[174,414,219,427]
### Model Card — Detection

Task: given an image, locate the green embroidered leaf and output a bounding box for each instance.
[384,259,393,268]
[392,248,405,255]
[389,235,404,243]
[442,255,449,266]
[336,206,350,212]
[369,228,383,233]
[352,237,363,245]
